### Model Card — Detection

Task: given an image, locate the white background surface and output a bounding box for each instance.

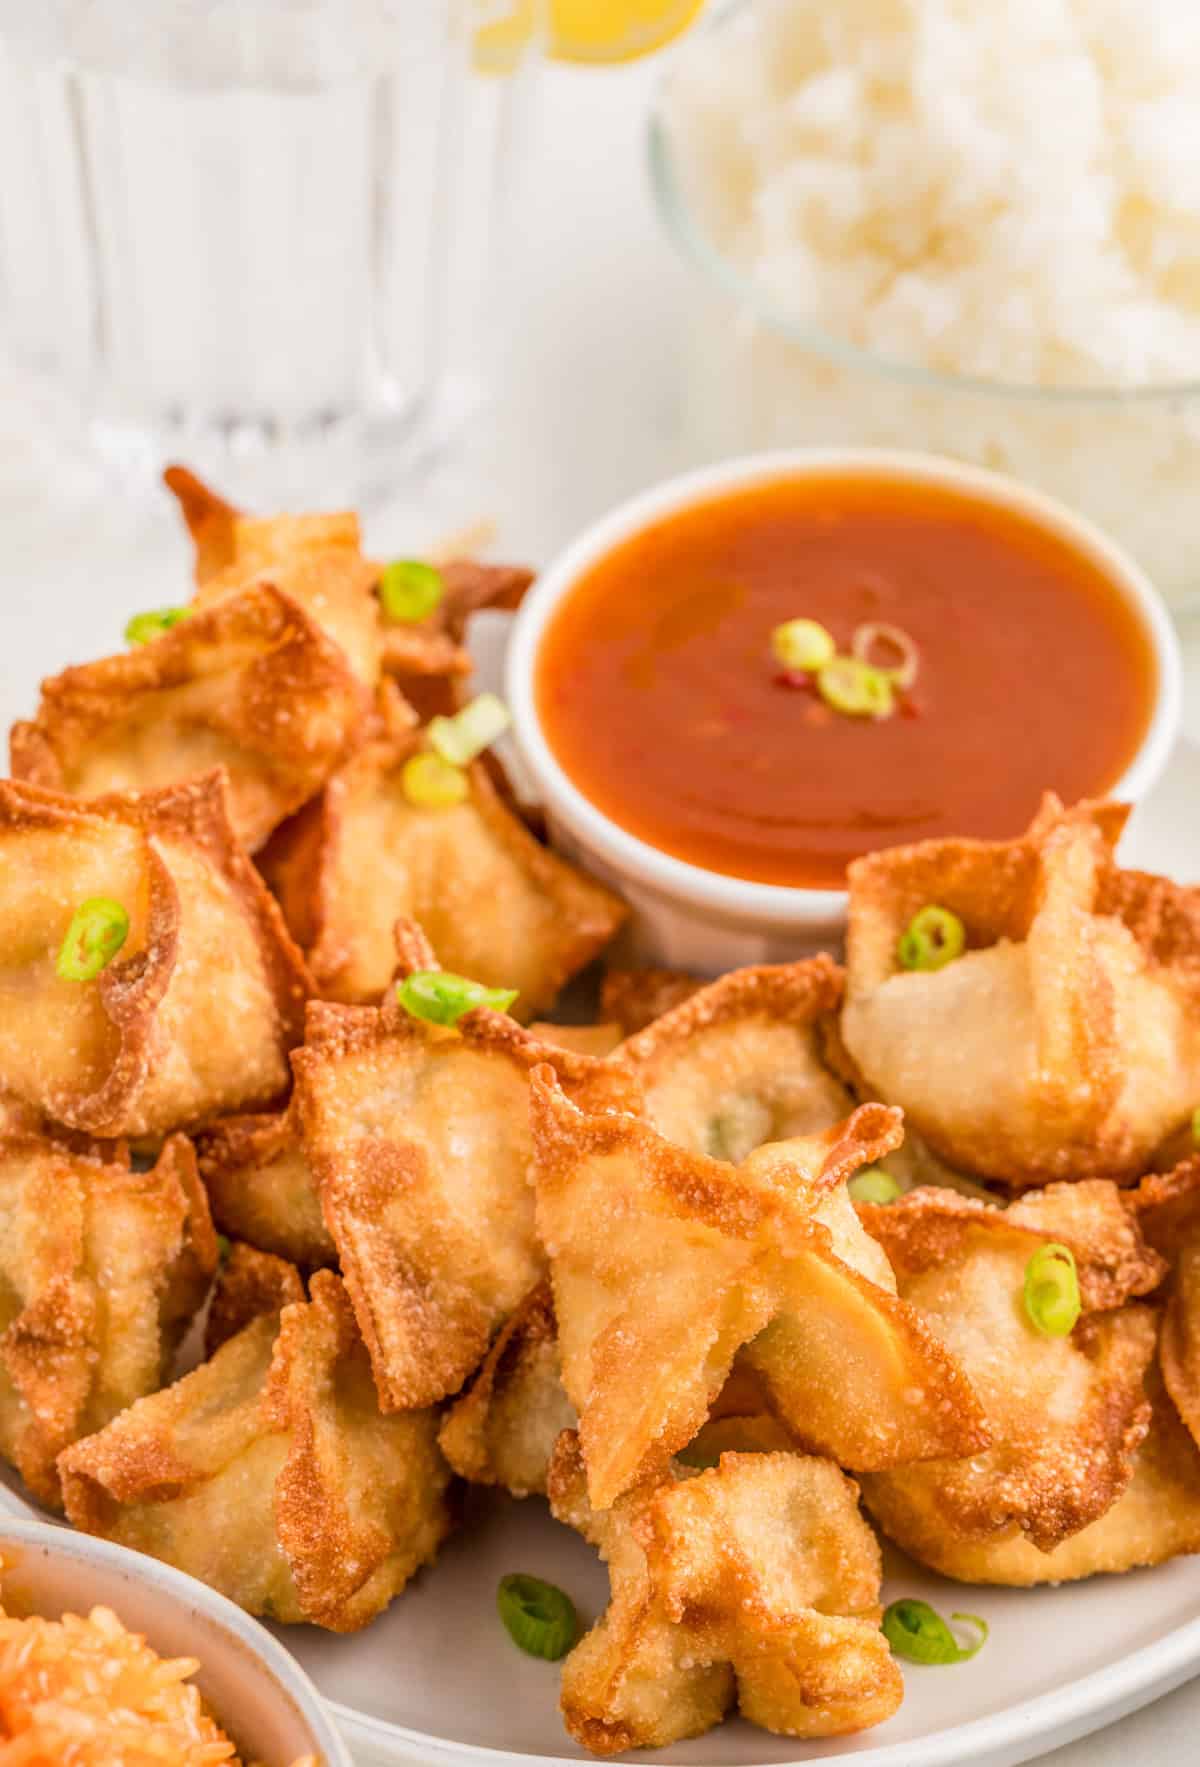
[2,49,1200,1767]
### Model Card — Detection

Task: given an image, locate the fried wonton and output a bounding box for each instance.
[613,958,852,1161]
[438,1281,575,1496]
[293,999,638,1410]
[857,1182,1166,1562]
[164,466,383,688]
[195,1103,334,1269]
[0,1131,215,1508]
[600,969,705,1038]
[258,733,626,1016]
[10,582,367,853]
[532,1077,987,1509]
[548,1432,902,1754]
[843,795,1200,1187]
[0,775,310,1139]
[59,1270,452,1631]
[867,1364,1200,1586]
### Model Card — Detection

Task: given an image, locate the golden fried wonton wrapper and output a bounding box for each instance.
[858,1182,1166,1560]
[866,1365,1200,1586]
[258,733,626,1016]
[10,581,367,853]
[293,999,638,1410]
[164,466,383,687]
[599,969,705,1038]
[0,1131,215,1508]
[613,957,851,1161]
[530,1023,624,1058]
[843,795,1200,1186]
[59,1270,452,1631]
[0,775,310,1139]
[548,1432,901,1754]
[532,1077,987,1509]
[438,1281,575,1496]
[195,1102,335,1269]
[204,1242,306,1357]
[1126,1156,1200,1451]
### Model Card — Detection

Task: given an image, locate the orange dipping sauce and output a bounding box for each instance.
[535,473,1159,889]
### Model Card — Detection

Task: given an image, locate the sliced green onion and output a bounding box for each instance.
[882,1599,988,1665]
[379,559,444,623]
[898,905,966,972]
[770,618,836,673]
[816,655,895,720]
[848,1167,902,1205]
[428,693,511,767]
[497,1574,577,1661]
[216,1234,232,1264]
[851,621,920,690]
[1023,1242,1081,1337]
[124,606,191,646]
[1191,1106,1200,1147]
[401,752,469,809]
[397,970,518,1026]
[55,898,130,982]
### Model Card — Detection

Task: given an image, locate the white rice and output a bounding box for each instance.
[664,0,1200,389]
[661,0,1200,608]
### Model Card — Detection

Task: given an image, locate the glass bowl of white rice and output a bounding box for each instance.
[650,0,1200,610]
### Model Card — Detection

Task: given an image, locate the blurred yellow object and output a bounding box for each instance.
[474,0,702,69]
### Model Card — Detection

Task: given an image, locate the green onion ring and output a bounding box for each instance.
[396,969,518,1026]
[379,559,444,623]
[124,607,192,645]
[55,898,130,982]
[848,1167,902,1205]
[882,1598,988,1665]
[897,905,966,972]
[497,1574,577,1660]
[1023,1242,1081,1337]
[816,655,895,720]
[770,618,836,673]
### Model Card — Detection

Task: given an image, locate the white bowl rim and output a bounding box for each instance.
[0,1515,352,1767]
[506,447,1183,928]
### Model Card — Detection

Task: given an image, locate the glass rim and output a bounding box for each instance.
[646,7,1200,409]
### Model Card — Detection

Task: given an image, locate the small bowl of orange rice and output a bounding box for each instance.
[0,1516,350,1766]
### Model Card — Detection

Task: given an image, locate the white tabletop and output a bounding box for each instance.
[1,49,1200,1767]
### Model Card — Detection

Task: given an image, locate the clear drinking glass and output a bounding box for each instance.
[0,0,542,504]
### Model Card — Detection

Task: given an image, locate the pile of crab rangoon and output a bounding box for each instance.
[2,470,1200,1757]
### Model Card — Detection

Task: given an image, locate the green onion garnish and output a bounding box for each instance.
[124,607,191,646]
[216,1234,232,1264]
[851,621,920,690]
[898,905,966,972]
[379,559,444,623]
[816,655,894,720]
[1023,1242,1081,1337]
[770,618,835,673]
[55,898,130,982]
[396,970,518,1026]
[497,1574,577,1661]
[1192,1106,1200,1147]
[401,752,469,809]
[882,1599,988,1665]
[848,1167,902,1205]
[428,693,511,768]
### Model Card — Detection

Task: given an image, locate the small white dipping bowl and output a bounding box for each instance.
[0,1516,350,1767]
[507,449,1182,973]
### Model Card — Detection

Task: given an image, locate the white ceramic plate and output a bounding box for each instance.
[4,1471,1200,1767]
[4,599,1200,1767]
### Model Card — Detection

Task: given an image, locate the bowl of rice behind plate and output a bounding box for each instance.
[0,1517,350,1766]
[651,0,1200,611]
